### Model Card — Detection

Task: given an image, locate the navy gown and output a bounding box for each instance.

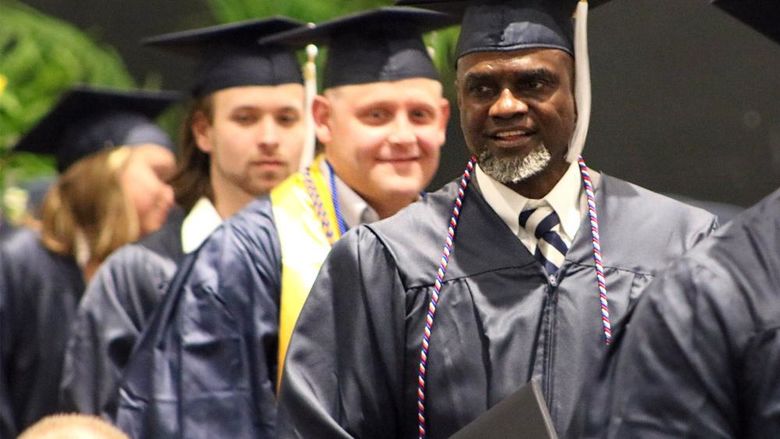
[0,228,84,434]
[277,174,717,438]
[60,207,185,418]
[575,187,780,439]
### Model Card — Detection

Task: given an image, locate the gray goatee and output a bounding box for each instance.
[478,144,552,184]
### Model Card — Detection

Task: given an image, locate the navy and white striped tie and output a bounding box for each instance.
[519,205,569,275]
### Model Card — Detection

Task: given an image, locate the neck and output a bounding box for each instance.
[366,193,418,220]
[213,187,258,219]
[504,160,569,200]
[83,259,100,283]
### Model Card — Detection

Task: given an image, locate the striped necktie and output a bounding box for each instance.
[519,204,569,275]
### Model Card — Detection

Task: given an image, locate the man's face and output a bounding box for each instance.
[194,84,305,198]
[315,78,449,210]
[457,48,576,190]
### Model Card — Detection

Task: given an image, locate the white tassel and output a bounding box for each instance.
[567,0,591,163]
[300,43,319,172]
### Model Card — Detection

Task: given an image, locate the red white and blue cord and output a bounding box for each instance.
[577,156,611,344]
[415,156,476,439]
[415,155,612,438]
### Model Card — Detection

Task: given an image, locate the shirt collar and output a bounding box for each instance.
[476,159,583,240]
[319,159,379,228]
[181,197,222,253]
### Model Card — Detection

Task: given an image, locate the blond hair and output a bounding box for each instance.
[18,413,129,439]
[40,146,140,266]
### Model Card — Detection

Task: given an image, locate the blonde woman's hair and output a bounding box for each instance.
[40,146,140,265]
[18,413,129,439]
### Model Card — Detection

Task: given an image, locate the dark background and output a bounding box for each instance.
[22,0,780,208]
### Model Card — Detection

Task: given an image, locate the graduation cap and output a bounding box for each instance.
[712,0,780,45]
[14,85,179,172]
[143,18,305,98]
[397,0,609,57]
[397,0,613,162]
[258,7,459,89]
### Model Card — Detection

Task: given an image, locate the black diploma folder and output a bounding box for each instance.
[450,380,558,439]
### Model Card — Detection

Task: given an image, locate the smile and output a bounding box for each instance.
[491,129,533,140]
[377,157,419,163]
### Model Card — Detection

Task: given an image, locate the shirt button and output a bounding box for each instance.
[549,275,558,287]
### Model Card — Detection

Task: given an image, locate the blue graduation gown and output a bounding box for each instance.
[115,198,281,438]
[276,174,717,438]
[60,207,185,418]
[574,187,780,438]
[0,228,84,433]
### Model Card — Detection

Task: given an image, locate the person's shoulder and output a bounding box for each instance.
[189,197,280,278]
[135,205,185,260]
[0,226,40,253]
[95,238,177,285]
[691,187,780,273]
[368,180,462,237]
[223,197,275,233]
[334,181,463,277]
[602,174,717,226]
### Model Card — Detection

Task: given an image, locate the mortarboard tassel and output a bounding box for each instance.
[300,43,319,172]
[567,0,591,163]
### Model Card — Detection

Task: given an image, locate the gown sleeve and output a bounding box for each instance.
[578,193,780,439]
[60,244,174,418]
[0,246,18,438]
[278,226,409,439]
[115,200,283,438]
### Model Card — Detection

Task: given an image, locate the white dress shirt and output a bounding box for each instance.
[476,160,585,255]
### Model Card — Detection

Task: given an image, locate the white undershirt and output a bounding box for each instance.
[180,197,222,254]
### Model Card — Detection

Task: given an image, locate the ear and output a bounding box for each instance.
[439,98,451,131]
[191,111,213,154]
[434,98,451,148]
[311,95,333,145]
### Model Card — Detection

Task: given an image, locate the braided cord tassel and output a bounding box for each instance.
[577,156,612,344]
[416,156,476,439]
[303,167,338,245]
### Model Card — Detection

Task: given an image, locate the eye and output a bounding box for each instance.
[520,79,549,93]
[232,111,258,125]
[527,80,544,90]
[467,83,497,100]
[276,110,301,127]
[409,107,435,124]
[359,108,392,125]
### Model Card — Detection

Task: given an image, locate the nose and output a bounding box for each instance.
[488,88,529,119]
[387,113,416,146]
[158,182,174,210]
[257,115,280,152]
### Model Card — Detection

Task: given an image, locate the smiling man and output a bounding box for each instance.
[275,0,720,438]
[113,7,453,438]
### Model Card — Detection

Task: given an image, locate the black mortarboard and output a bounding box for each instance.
[397,0,610,58]
[259,7,458,89]
[712,0,780,45]
[14,85,179,172]
[143,18,305,98]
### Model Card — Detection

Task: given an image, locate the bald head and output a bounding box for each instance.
[18,414,129,439]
